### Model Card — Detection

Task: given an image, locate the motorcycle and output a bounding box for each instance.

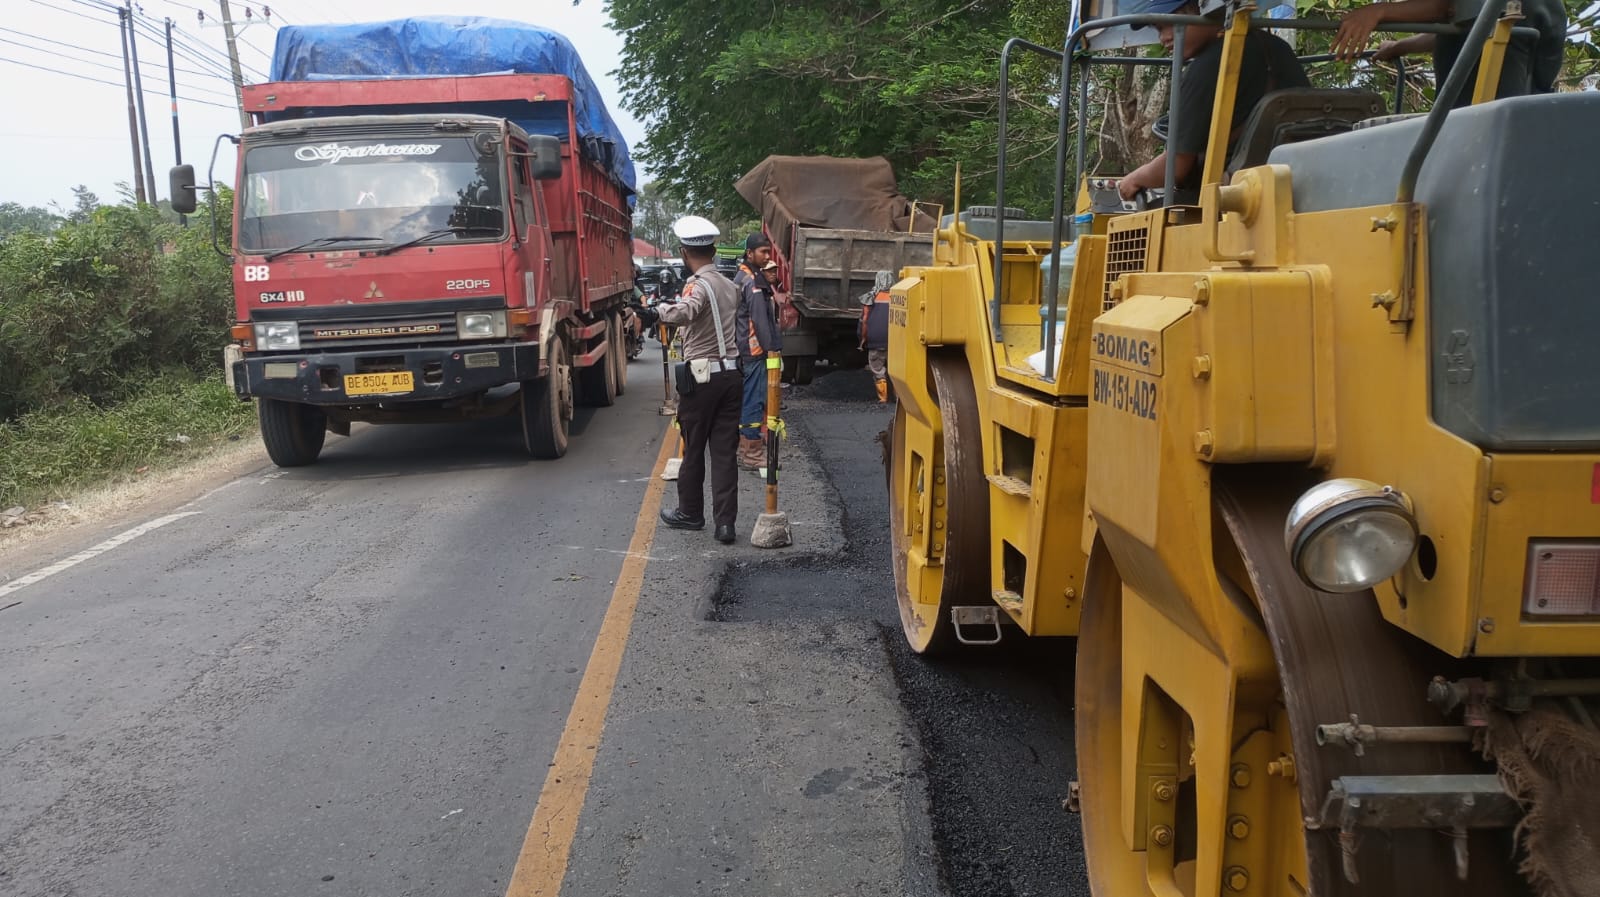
[621,301,646,360]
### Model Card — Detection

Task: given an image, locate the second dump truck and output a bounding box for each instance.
[736,155,934,383]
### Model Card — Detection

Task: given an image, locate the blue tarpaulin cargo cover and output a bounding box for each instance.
[269,16,636,194]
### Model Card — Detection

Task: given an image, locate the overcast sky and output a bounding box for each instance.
[2,0,648,210]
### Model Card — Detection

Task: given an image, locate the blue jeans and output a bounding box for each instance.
[740,357,766,440]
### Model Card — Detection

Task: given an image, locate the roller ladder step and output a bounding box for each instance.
[986,474,1032,497]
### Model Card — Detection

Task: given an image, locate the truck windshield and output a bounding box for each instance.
[238,135,505,254]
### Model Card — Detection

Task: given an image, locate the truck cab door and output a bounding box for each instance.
[508,141,551,308]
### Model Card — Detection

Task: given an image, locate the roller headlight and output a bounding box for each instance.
[1284,478,1417,593]
[457,310,507,339]
[253,321,300,351]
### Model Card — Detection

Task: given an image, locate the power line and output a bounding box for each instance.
[146,15,266,81]
[129,9,246,73]
[0,36,236,97]
[166,19,267,79]
[24,0,246,86]
[237,33,270,63]
[262,0,356,25]
[24,0,118,26]
[134,19,236,77]
[0,26,232,85]
[0,53,235,109]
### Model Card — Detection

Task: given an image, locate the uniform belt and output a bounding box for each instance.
[690,357,740,373]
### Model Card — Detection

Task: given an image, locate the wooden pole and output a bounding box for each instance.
[117,8,147,205]
[764,353,782,514]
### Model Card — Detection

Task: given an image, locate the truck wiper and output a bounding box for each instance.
[263,235,384,262]
[372,225,501,256]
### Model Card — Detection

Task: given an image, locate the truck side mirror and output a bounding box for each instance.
[170,164,198,214]
[528,135,562,180]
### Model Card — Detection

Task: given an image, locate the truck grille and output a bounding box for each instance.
[299,312,458,350]
[1103,223,1149,311]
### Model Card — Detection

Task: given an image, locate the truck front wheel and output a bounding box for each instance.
[522,336,573,459]
[258,398,327,467]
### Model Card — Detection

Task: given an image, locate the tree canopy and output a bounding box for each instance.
[608,0,1036,217]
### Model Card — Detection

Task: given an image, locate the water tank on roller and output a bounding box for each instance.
[1039,214,1093,327]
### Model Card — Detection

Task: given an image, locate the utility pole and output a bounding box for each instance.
[165,18,186,225]
[216,1,251,131]
[118,7,147,205]
[126,4,158,203]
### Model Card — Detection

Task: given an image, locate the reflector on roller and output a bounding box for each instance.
[1523,540,1600,616]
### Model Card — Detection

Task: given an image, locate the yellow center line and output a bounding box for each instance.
[504,427,676,897]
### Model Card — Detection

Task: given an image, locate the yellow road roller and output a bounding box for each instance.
[887,0,1600,893]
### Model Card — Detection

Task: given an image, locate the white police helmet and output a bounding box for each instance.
[672,215,721,248]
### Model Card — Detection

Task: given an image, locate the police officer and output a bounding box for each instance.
[635,216,743,544]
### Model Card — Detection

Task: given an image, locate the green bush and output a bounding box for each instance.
[0,191,235,421]
[0,375,254,508]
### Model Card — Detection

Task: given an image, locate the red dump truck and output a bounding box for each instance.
[171,18,635,465]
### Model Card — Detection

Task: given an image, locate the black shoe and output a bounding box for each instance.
[660,508,705,530]
[714,524,736,544]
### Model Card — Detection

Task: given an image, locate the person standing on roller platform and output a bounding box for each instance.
[859,271,894,404]
[733,233,783,470]
[635,216,743,544]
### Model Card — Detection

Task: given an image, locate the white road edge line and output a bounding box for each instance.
[0,512,201,600]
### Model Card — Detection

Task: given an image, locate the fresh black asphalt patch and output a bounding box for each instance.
[705,369,1089,897]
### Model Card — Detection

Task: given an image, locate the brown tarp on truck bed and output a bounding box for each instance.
[734,155,935,253]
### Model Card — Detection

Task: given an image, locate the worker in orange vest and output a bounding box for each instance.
[859,270,894,404]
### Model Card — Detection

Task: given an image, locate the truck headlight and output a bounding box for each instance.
[1284,478,1417,593]
[253,321,300,351]
[457,310,507,339]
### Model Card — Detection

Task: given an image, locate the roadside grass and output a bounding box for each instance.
[0,375,255,509]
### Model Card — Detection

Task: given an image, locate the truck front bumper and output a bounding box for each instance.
[234,344,539,405]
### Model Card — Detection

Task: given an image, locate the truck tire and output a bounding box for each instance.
[258,398,327,467]
[610,312,628,397]
[792,355,816,385]
[578,326,618,408]
[522,336,572,459]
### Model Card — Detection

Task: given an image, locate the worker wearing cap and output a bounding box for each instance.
[635,216,743,544]
[733,233,784,470]
[1117,0,1308,201]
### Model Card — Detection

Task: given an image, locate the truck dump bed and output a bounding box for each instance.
[788,229,933,319]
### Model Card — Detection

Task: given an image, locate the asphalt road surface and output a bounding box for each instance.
[0,361,1085,897]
